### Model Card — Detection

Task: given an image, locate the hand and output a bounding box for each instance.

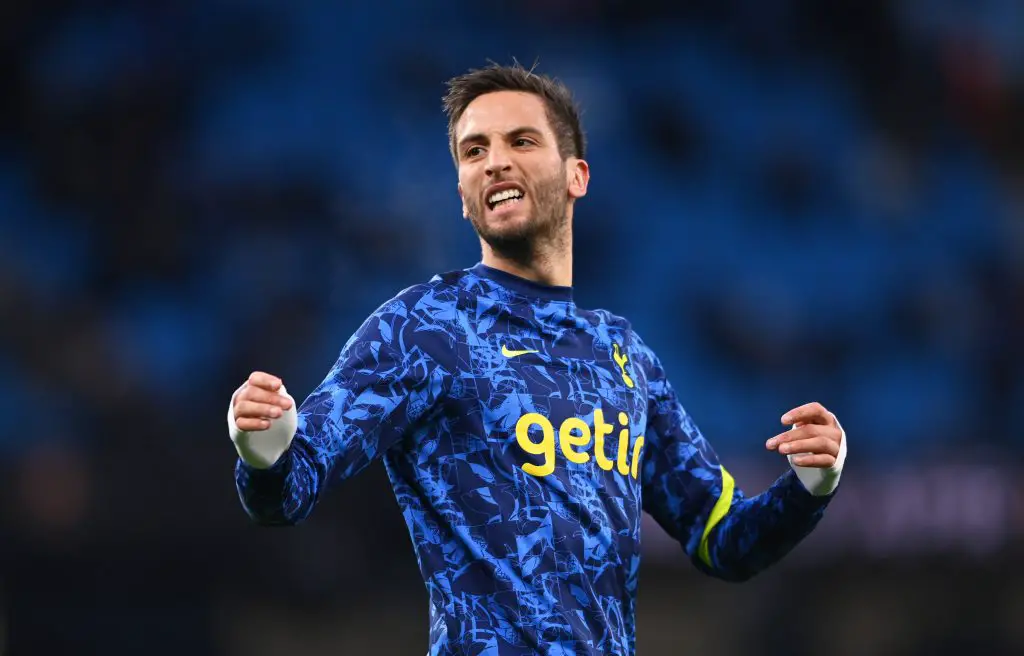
[764,402,842,468]
[233,371,294,432]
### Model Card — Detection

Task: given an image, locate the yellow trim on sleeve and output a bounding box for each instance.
[698,465,735,568]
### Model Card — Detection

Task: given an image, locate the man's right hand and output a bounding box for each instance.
[233,371,294,432]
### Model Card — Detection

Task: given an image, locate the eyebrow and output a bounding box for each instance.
[456,126,544,154]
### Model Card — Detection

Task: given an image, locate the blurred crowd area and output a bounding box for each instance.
[1,0,1023,654]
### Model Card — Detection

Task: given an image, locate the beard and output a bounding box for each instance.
[464,165,569,266]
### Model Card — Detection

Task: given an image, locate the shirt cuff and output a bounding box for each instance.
[787,414,847,497]
[228,383,298,469]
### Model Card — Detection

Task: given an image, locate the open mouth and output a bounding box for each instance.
[486,187,526,211]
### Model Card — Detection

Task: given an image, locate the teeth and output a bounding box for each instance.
[492,197,522,209]
[488,188,524,205]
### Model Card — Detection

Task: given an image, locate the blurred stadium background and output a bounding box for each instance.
[2,1,1023,654]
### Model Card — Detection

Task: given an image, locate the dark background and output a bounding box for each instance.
[2,1,1023,654]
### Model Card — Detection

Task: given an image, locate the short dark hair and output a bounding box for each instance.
[443,61,586,165]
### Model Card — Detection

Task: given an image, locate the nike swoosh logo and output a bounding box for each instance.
[502,345,539,358]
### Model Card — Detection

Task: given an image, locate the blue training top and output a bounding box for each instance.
[235,263,833,655]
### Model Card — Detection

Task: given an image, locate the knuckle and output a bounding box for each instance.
[802,438,823,453]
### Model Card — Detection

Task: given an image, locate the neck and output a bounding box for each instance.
[480,214,573,287]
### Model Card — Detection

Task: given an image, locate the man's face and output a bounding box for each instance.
[455,91,587,252]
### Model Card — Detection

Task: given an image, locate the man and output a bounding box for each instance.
[228,62,847,655]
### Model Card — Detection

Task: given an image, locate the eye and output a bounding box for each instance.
[464,146,484,159]
[513,137,535,147]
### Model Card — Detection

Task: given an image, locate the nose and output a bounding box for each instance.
[484,144,512,177]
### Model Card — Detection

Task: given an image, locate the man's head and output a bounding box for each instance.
[443,62,590,263]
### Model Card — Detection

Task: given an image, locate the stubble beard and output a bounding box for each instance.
[465,166,570,268]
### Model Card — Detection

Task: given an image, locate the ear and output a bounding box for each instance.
[458,182,469,219]
[567,158,590,200]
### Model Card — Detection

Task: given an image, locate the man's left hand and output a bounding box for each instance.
[764,402,843,468]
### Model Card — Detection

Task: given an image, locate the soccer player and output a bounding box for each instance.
[227,62,847,655]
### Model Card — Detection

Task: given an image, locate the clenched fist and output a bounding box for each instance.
[233,371,294,432]
[764,402,843,469]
